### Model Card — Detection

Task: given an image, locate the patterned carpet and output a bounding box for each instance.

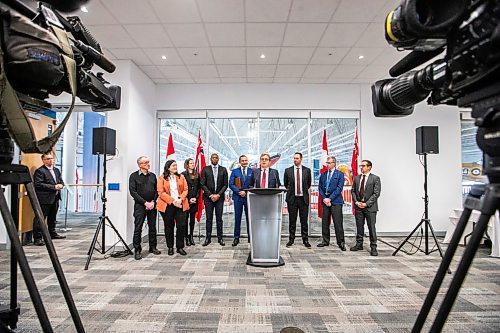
[0,213,499,332]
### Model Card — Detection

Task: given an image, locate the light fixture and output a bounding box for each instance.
[161,55,167,60]
[358,55,365,60]
[260,54,266,59]
[80,6,88,13]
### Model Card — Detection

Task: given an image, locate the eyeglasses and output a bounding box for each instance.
[261,158,269,161]
[140,161,150,164]
[360,165,368,167]
[326,162,335,164]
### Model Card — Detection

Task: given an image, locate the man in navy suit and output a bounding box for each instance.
[229,155,250,246]
[33,153,66,246]
[317,156,346,251]
[247,153,281,189]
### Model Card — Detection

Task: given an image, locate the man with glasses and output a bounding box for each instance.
[247,153,281,189]
[317,156,346,251]
[129,156,160,260]
[350,160,381,256]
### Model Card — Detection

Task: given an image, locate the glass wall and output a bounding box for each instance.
[461,120,488,196]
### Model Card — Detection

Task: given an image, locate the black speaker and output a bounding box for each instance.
[92,127,116,155]
[416,126,439,155]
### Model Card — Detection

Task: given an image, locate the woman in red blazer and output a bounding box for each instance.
[157,160,189,256]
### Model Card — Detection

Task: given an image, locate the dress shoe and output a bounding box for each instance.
[185,238,191,246]
[34,239,45,246]
[317,242,329,247]
[202,238,211,246]
[232,238,239,247]
[218,238,225,246]
[189,235,195,246]
[286,240,294,247]
[177,248,187,256]
[168,248,174,256]
[339,243,346,251]
[51,234,66,240]
[370,248,379,256]
[149,248,161,255]
[350,244,363,251]
[134,251,142,260]
[303,240,311,248]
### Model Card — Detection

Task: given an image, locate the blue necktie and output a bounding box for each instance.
[326,170,332,185]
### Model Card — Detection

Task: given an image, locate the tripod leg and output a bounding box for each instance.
[104,217,132,254]
[25,183,86,333]
[0,190,53,333]
[393,219,425,256]
[85,217,104,270]
[427,220,446,258]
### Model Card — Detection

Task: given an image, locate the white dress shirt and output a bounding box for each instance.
[169,175,179,199]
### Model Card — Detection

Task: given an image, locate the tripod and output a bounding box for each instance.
[392,153,446,257]
[84,151,131,270]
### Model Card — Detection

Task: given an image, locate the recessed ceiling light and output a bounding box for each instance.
[260,54,266,59]
[80,6,88,13]
[161,55,167,60]
[358,55,365,60]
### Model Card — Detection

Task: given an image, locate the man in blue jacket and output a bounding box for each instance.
[229,155,250,246]
[317,156,346,251]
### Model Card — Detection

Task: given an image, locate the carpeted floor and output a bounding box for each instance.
[1,213,499,332]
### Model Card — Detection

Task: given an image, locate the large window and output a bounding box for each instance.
[461,120,488,196]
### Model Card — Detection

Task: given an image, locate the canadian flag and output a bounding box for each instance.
[350,128,359,215]
[194,131,206,222]
[166,133,176,160]
[318,129,328,218]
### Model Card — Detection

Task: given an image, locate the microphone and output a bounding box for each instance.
[389,48,444,77]
[74,40,116,73]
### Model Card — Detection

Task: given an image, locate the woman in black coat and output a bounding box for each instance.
[181,158,201,246]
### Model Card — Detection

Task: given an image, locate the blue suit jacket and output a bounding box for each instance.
[318,169,344,205]
[229,167,250,201]
[247,168,281,189]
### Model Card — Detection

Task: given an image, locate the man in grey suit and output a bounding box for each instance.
[350,159,381,256]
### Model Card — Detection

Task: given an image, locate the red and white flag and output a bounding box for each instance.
[350,128,359,214]
[318,129,329,218]
[166,133,176,160]
[194,131,206,222]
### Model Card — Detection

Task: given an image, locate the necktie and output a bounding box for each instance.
[242,168,246,182]
[260,169,267,188]
[49,168,57,182]
[296,168,301,195]
[326,170,332,185]
[359,175,366,201]
[213,166,218,187]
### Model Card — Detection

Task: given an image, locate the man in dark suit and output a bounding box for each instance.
[284,152,312,248]
[229,155,250,247]
[317,156,345,251]
[32,153,66,246]
[247,153,281,189]
[350,159,381,256]
[200,153,228,246]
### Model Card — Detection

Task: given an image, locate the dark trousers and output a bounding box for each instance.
[33,202,59,241]
[160,205,186,250]
[355,208,378,248]
[233,198,248,239]
[204,197,224,238]
[184,209,196,238]
[321,203,344,245]
[288,196,309,241]
[132,203,157,252]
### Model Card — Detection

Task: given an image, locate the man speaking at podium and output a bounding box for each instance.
[247,153,281,189]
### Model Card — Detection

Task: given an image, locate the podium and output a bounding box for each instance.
[246,188,286,267]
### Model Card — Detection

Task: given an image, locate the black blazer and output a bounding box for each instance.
[200,164,228,198]
[34,165,64,205]
[351,173,381,212]
[182,170,201,213]
[283,165,312,204]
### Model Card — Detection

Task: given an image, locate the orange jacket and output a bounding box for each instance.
[156,174,189,212]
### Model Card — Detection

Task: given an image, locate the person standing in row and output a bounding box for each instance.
[229,155,250,247]
[200,153,228,246]
[284,152,312,248]
[317,156,346,251]
[181,158,200,246]
[129,156,160,260]
[157,160,189,256]
[351,160,381,256]
[247,153,281,189]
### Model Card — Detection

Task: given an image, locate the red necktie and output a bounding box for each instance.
[260,169,267,188]
[296,168,301,195]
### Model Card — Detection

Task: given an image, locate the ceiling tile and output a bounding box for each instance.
[248,78,273,83]
[371,47,410,66]
[310,47,349,64]
[341,47,384,65]
[188,65,218,78]
[247,47,280,64]
[205,23,245,46]
[300,78,327,83]
[110,48,152,66]
[88,25,137,48]
[332,0,387,22]
[140,65,165,79]
[212,48,246,64]
[195,78,221,83]
[247,65,276,77]
[153,78,170,84]
[164,24,209,47]
[351,78,377,83]
[177,48,214,65]
[329,64,366,79]
[289,0,341,22]
[245,0,292,22]
[246,23,286,46]
[102,48,116,60]
[273,77,300,83]
[303,65,336,78]
[102,0,159,24]
[373,0,400,23]
[197,0,244,22]
[355,23,386,47]
[169,78,195,83]
[77,1,118,26]
[124,24,173,48]
[221,78,247,83]
[144,48,183,65]
[355,65,390,79]
[149,0,201,23]
[325,77,353,83]
[283,23,327,46]
[278,47,315,65]
[319,23,368,47]
[158,65,192,78]
[275,65,306,77]
[217,65,246,77]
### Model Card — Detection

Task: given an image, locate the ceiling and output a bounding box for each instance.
[63,0,410,84]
